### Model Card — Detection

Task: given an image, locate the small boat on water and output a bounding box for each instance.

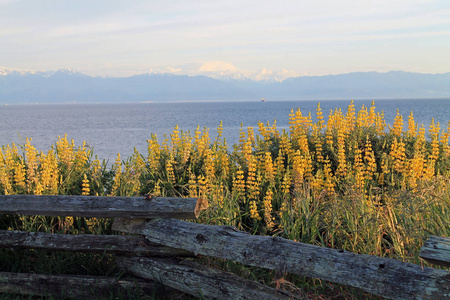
[261,98,266,102]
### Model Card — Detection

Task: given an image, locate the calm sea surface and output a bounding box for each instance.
[1,99,449,163]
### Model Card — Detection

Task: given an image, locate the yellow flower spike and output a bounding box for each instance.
[82,174,90,196]
[170,125,181,156]
[39,149,58,195]
[298,130,309,155]
[0,148,12,195]
[281,173,291,196]
[24,138,39,193]
[263,152,275,184]
[375,112,386,136]
[263,188,275,229]
[313,129,324,163]
[364,137,376,181]
[165,159,176,184]
[275,150,285,178]
[188,171,198,198]
[258,121,267,141]
[109,153,122,196]
[147,134,161,174]
[323,156,335,194]
[271,119,279,138]
[316,102,324,129]
[335,127,347,177]
[242,137,253,165]
[353,146,364,190]
[246,156,259,202]
[440,126,450,158]
[216,121,223,138]
[13,158,26,190]
[428,119,440,162]
[204,148,215,182]
[368,100,376,126]
[391,109,404,136]
[232,168,246,202]
[325,110,334,149]
[279,131,292,158]
[356,104,368,128]
[249,200,261,221]
[407,111,417,137]
[345,100,356,132]
[292,150,305,189]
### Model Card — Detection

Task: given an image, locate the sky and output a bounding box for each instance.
[1,0,450,79]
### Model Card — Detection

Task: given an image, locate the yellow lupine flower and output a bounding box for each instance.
[374,112,383,136]
[356,104,368,128]
[316,102,324,129]
[25,138,39,192]
[242,137,253,165]
[40,149,59,194]
[258,121,268,141]
[279,131,292,158]
[429,119,440,162]
[345,100,356,132]
[110,153,122,196]
[82,173,90,195]
[188,171,198,197]
[246,156,260,201]
[391,109,403,136]
[263,152,275,184]
[407,111,417,137]
[249,200,261,221]
[367,100,376,126]
[232,168,246,201]
[292,150,305,188]
[0,149,12,194]
[166,159,175,184]
[390,138,406,173]
[275,150,285,178]
[147,134,161,173]
[197,175,210,198]
[313,129,324,163]
[353,146,365,189]
[56,134,75,167]
[335,128,347,177]
[323,156,335,194]
[263,188,275,229]
[204,148,215,181]
[364,137,377,181]
[13,159,26,189]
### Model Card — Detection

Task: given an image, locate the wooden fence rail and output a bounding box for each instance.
[0,195,449,300]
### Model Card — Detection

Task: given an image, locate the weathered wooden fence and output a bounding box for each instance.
[0,195,449,299]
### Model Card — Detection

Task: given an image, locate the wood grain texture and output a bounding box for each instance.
[0,230,193,257]
[0,272,165,299]
[114,218,450,300]
[118,256,303,300]
[0,195,204,219]
[420,235,450,267]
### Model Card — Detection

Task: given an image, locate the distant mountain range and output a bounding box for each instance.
[1,68,449,104]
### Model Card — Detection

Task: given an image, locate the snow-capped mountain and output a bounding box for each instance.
[1,68,449,104]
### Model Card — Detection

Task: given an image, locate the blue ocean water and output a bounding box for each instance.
[1,99,449,163]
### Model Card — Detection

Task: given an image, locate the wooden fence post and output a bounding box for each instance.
[113,218,450,300]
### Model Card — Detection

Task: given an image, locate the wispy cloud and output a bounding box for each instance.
[1,0,449,76]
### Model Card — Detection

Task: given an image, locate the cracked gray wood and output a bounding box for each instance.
[420,235,450,267]
[0,271,171,299]
[114,218,450,300]
[0,230,193,257]
[0,195,206,219]
[118,256,303,300]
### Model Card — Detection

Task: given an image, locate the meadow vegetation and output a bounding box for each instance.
[1,101,449,299]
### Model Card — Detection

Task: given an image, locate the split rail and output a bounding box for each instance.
[0,195,449,299]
